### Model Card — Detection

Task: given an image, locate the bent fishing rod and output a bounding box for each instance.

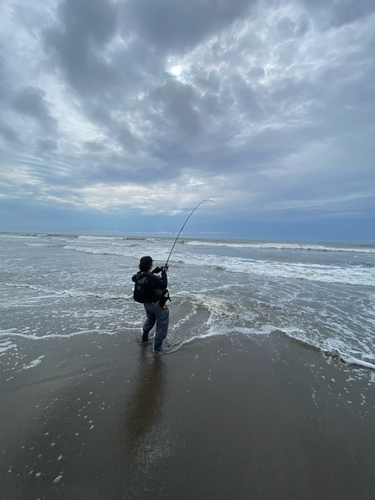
[165,199,216,267]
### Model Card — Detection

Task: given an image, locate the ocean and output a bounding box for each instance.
[1,232,374,370]
[2,232,375,499]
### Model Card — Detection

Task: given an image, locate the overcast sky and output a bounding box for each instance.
[0,0,374,240]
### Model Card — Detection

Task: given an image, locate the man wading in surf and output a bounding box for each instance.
[132,256,169,353]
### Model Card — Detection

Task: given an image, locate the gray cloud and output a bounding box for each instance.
[124,0,257,52]
[152,80,202,137]
[0,125,20,144]
[85,141,105,152]
[11,87,57,132]
[44,0,118,94]
[0,56,6,102]
[35,139,58,155]
[298,0,375,25]
[322,0,375,27]
[0,0,374,236]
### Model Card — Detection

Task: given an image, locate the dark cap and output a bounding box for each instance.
[140,256,153,266]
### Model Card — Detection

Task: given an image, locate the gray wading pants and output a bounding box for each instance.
[143,301,169,351]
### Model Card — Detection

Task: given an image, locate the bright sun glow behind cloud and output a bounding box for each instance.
[170,65,182,76]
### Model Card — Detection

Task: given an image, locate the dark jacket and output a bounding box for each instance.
[132,269,168,302]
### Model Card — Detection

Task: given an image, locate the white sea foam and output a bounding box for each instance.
[340,356,375,370]
[0,340,18,355]
[167,291,276,354]
[182,240,375,254]
[5,283,51,292]
[279,327,375,370]
[78,235,118,241]
[63,245,125,256]
[62,243,169,262]
[24,243,57,247]
[4,282,132,301]
[59,241,375,286]
[0,329,118,341]
[174,251,375,286]
[17,355,45,371]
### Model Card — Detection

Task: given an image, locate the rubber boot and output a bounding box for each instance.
[142,331,149,343]
[154,340,163,352]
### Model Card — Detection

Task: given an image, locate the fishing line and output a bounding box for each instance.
[165,199,216,267]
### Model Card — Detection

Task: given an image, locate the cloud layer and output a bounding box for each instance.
[0,0,374,237]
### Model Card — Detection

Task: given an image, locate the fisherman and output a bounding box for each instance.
[132,256,169,353]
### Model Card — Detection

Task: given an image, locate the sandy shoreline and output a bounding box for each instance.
[1,330,375,499]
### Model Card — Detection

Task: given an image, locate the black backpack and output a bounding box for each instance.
[133,273,151,303]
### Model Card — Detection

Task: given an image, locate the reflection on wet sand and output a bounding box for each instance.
[119,348,168,466]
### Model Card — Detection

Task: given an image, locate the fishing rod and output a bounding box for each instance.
[165,199,216,267]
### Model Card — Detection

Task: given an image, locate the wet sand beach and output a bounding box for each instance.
[1,330,375,500]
